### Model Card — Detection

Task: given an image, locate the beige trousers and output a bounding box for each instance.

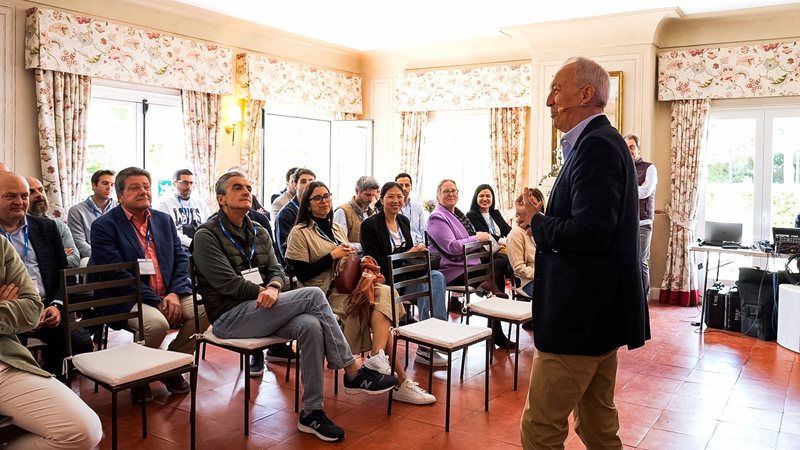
[127,295,207,354]
[0,361,102,449]
[520,348,622,450]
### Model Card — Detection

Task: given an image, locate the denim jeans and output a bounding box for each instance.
[523,281,534,297]
[401,269,447,321]
[212,286,355,411]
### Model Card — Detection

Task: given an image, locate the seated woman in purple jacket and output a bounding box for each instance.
[426,179,514,349]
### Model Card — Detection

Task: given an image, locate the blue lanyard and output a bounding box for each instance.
[4,226,30,261]
[86,197,102,219]
[218,217,257,268]
[176,196,193,211]
[387,223,405,253]
[487,216,497,235]
[315,226,340,245]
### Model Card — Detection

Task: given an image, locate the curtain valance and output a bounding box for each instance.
[394,63,532,112]
[235,53,362,114]
[25,7,233,95]
[658,41,800,101]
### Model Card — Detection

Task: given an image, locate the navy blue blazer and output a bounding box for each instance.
[531,115,650,356]
[90,206,191,312]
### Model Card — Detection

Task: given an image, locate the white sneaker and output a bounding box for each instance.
[414,348,448,367]
[363,350,392,375]
[392,378,436,405]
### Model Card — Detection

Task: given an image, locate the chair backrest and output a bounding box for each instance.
[386,250,434,325]
[458,240,494,291]
[61,261,143,357]
[188,257,207,335]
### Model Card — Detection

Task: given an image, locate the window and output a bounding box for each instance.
[417,110,493,209]
[262,110,373,207]
[698,106,800,280]
[84,83,186,199]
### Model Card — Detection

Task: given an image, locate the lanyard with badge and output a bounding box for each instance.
[86,197,102,219]
[137,223,157,275]
[387,225,405,253]
[4,226,30,261]
[218,217,262,284]
[176,196,193,222]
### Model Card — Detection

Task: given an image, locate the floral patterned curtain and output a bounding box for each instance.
[490,107,528,214]
[240,99,265,191]
[335,112,359,120]
[181,90,221,211]
[34,69,90,220]
[659,99,710,307]
[399,111,428,187]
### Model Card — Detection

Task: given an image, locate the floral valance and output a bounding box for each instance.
[236,53,362,114]
[658,41,800,101]
[394,63,532,112]
[25,7,233,95]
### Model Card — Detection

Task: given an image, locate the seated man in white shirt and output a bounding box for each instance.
[155,169,210,254]
[395,172,427,245]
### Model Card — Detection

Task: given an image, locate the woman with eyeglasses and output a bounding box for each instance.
[466,184,513,298]
[360,182,449,367]
[426,179,515,349]
[284,181,436,405]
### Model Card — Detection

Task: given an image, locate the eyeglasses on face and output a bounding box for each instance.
[441,189,459,196]
[310,193,332,204]
[176,180,194,186]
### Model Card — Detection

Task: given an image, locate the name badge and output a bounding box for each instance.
[138,258,156,275]
[242,267,263,285]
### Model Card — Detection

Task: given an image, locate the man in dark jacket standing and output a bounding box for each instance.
[519,57,650,449]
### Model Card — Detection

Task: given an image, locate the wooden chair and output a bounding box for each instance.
[61,262,198,450]
[385,249,491,431]
[189,259,298,436]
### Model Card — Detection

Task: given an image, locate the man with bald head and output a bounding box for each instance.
[26,177,80,268]
[519,57,649,449]
[0,172,92,380]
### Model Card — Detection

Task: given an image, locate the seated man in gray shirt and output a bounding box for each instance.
[192,172,397,442]
[67,169,116,261]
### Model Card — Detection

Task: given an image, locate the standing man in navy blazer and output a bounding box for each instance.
[519,57,650,449]
[91,167,208,403]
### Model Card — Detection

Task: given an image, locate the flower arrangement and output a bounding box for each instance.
[423,199,437,213]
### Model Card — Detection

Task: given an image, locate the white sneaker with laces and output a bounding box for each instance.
[414,347,448,367]
[392,378,436,405]
[363,349,392,375]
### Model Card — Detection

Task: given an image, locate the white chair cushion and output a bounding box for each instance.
[71,342,193,386]
[395,318,491,349]
[202,326,288,350]
[26,337,47,348]
[469,298,533,321]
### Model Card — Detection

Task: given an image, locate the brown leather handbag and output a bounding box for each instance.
[333,252,362,294]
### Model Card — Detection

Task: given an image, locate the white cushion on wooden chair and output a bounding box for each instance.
[71,342,193,386]
[469,298,533,321]
[395,318,491,349]
[26,337,47,348]
[202,326,288,350]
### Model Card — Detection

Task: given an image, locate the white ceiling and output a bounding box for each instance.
[173,0,799,51]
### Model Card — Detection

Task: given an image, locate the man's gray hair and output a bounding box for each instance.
[355,176,379,192]
[565,56,610,109]
[215,172,244,196]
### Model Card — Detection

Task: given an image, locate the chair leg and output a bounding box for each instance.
[190,368,198,450]
[489,319,495,365]
[285,350,291,383]
[244,353,251,435]
[404,340,409,369]
[333,369,338,396]
[460,346,468,382]
[239,353,244,371]
[111,390,118,450]
[427,346,433,392]
[202,341,207,360]
[141,386,147,438]
[513,323,521,391]
[388,333,399,415]
[294,344,300,413]
[484,338,490,412]
[445,352,453,432]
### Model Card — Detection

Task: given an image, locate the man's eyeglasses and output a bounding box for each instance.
[310,193,332,204]
[176,180,194,186]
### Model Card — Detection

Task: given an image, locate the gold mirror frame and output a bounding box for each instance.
[550,71,623,167]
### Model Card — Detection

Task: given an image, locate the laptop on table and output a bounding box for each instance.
[702,221,743,247]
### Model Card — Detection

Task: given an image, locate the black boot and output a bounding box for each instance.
[491,321,516,349]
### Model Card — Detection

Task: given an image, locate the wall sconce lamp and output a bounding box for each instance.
[222,96,243,144]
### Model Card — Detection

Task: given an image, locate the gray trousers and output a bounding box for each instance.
[639,223,653,300]
[212,287,356,411]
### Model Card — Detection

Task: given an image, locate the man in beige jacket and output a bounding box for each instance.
[0,236,101,449]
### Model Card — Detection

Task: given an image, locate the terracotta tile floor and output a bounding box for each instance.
[39,303,800,448]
